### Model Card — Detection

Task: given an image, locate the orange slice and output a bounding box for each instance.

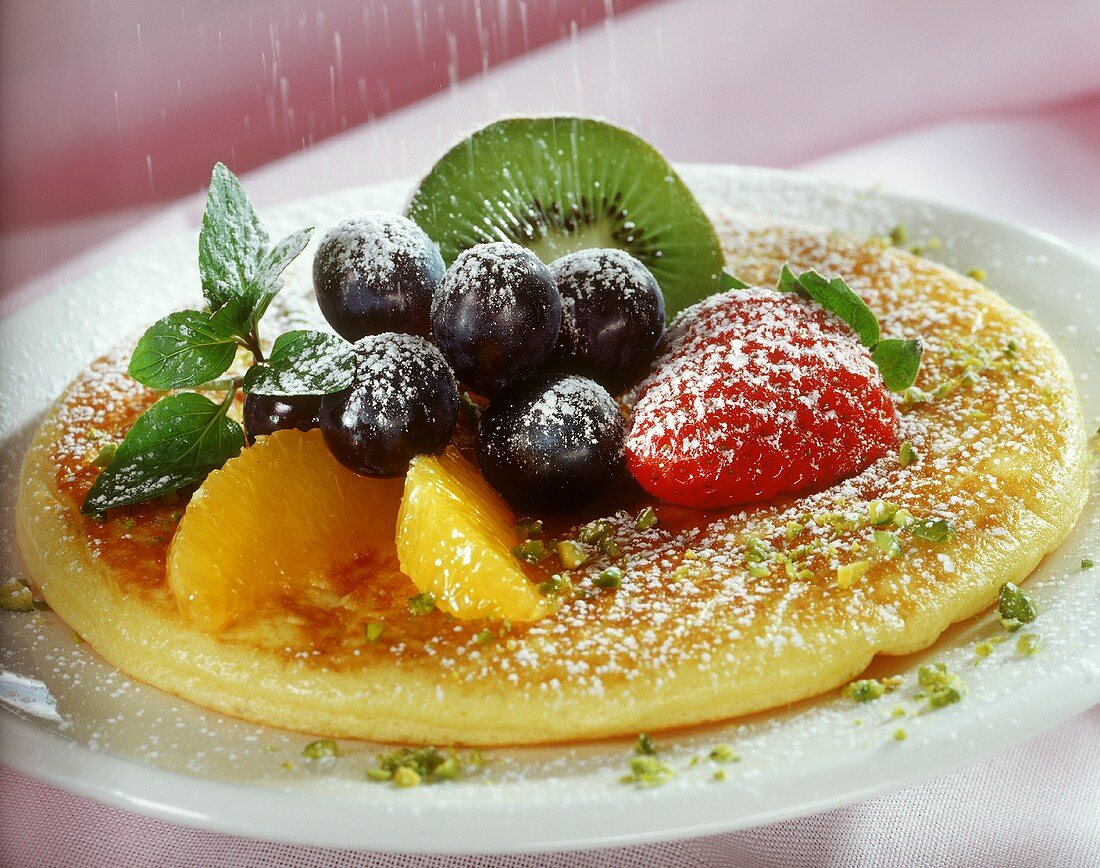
[167,428,404,631]
[397,447,553,622]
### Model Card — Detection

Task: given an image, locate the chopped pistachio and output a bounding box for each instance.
[393,766,422,788]
[622,755,675,787]
[538,574,572,597]
[844,679,885,703]
[901,386,932,406]
[635,732,657,755]
[873,530,903,560]
[893,728,907,742]
[1081,558,1094,570]
[434,757,461,780]
[974,637,1003,659]
[0,579,35,613]
[1016,633,1040,656]
[473,628,494,645]
[891,706,906,718]
[966,267,987,282]
[558,540,591,569]
[892,508,915,529]
[784,521,804,540]
[512,539,547,564]
[998,583,1036,629]
[514,518,543,540]
[302,739,338,760]
[713,769,727,782]
[836,560,872,589]
[866,500,898,526]
[280,760,295,771]
[882,676,903,693]
[909,518,957,543]
[709,743,740,763]
[889,224,909,246]
[91,441,118,467]
[594,567,623,589]
[634,506,658,531]
[407,592,437,616]
[747,563,772,580]
[366,768,392,782]
[918,663,966,709]
[744,537,772,564]
[598,537,623,560]
[898,442,919,468]
[364,622,386,643]
[579,520,613,544]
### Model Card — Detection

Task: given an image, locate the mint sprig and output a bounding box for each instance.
[84,164,315,514]
[243,330,354,396]
[777,266,923,392]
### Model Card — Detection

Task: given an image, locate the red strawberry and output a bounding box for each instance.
[625,288,898,509]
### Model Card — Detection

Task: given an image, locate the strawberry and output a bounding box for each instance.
[625,288,899,509]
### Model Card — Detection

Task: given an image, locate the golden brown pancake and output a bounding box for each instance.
[16,213,1090,745]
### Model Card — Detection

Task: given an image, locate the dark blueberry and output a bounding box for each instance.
[550,249,665,394]
[430,242,561,396]
[476,374,625,513]
[313,212,445,341]
[243,393,322,444]
[320,333,458,476]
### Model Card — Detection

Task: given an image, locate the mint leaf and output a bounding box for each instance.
[777,264,801,295]
[127,301,250,390]
[199,163,268,311]
[249,227,314,325]
[871,338,923,391]
[719,271,750,290]
[786,269,880,347]
[242,330,354,396]
[82,392,244,515]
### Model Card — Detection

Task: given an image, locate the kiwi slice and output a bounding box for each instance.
[406,117,724,318]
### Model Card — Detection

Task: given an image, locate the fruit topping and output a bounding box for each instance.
[406,116,725,318]
[626,288,900,509]
[550,248,665,394]
[167,429,405,631]
[397,446,553,622]
[476,374,626,513]
[431,242,562,395]
[242,393,322,443]
[313,212,444,341]
[320,333,459,477]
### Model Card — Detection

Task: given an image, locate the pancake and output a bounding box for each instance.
[15,211,1090,746]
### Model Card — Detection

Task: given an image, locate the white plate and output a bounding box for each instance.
[1,166,1098,854]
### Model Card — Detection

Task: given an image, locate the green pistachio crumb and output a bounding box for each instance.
[1081,558,1094,570]
[0,579,36,613]
[844,679,885,703]
[538,575,572,597]
[599,537,623,560]
[918,663,966,710]
[967,267,987,282]
[512,539,547,564]
[595,567,623,589]
[709,743,740,763]
[408,592,437,616]
[473,628,494,645]
[747,563,772,579]
[974,638,1001,659]
[558,540,591,569]
[393,766,422,788]
[893,728,907,742]
[366,768,392,782]
[91,441,118,468]
[1016,633,1040,656]
[902,386,932,406]
[998,582,1036,628]
[836,560,871,589]
[784,521,804,540]
[909,518,957,544]
[434,757,461,780]
[889,224,909,246]
[873,530,903,560]
[891,706,906,718]
[635,733,657,755]
[866,500,899,526]
[579,520,613,544]
[899,442,919,468]
[364,622,386,643]
[515,518,544,540]
[280,760,295,771]
[302,739,338,760]
[713,769,727,782]
[622,756,675,787]
[634,506,658,531]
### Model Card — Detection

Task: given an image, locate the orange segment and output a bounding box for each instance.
[397,447,553,622]
[167,429,404,631]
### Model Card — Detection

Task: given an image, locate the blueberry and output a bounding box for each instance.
[550,249,665,394]
[320,333,459,476]
[313,212,444,341]
[243,393,322,444]
[476,374,625,513]
[431,242,561,396]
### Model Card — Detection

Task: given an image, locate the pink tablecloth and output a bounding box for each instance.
[1,1,1098,864]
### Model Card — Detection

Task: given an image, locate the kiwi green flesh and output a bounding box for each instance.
[405,116,725,319]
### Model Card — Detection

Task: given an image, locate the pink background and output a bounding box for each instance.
[1,0,1098,864]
